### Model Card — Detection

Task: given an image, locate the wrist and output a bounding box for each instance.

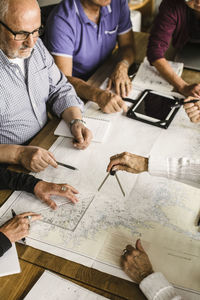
[69,119,86,132]
[93,88,104,104]
[176,81,188,94]
[14,145,25,164]
[118,59,130,70]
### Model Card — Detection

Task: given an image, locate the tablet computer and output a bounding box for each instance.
[127,90,181,129]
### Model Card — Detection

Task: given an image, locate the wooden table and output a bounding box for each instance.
[0,32,200,300]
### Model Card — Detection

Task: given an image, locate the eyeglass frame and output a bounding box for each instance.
[0,20,44,41]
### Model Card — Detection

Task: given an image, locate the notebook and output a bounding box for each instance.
[132,57,184,93]
[54,117,110,143]
[0,243,21,277]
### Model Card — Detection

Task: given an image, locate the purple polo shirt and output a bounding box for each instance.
[45,0,132,80]
[147,0,190,64]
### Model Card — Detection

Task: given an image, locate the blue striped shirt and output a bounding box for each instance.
[0,38,84,144]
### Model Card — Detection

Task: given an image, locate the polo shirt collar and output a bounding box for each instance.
[74,0,112,24]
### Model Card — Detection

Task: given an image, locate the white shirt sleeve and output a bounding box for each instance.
[139,272,182,300]
[148,156,200,188]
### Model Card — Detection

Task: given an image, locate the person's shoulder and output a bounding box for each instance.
[160,0,186,9]
[55,0,77,16]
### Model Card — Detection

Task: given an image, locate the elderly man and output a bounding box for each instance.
[0,0,92,172]
[0,166,78,257]
[44,0,135,114]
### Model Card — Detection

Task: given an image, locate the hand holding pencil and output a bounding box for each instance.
[183,97,200,123]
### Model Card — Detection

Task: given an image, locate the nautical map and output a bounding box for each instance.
[1,105,200,296]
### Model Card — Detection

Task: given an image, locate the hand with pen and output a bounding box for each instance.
[17,145,58,172]
[0,212,41,243]
[183,97,200,123]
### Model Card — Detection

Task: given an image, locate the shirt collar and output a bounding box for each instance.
[74,0,112,24]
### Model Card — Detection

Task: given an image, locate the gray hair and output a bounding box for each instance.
[0,0,9,21]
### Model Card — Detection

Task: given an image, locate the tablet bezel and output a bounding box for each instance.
[126,89,181,129]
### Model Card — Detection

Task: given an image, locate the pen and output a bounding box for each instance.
[57,161,78,171]
[180,99,200,105]
[11,209,26,245]
[171,99,200,108]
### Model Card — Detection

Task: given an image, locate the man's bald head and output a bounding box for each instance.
[0,0,41,59]
[2,0,40,24]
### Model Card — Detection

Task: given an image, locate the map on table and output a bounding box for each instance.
[1,106,200,298]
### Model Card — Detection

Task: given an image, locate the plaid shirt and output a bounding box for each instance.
[0,38,84,144]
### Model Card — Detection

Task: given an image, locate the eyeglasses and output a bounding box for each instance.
[0,21,44,41]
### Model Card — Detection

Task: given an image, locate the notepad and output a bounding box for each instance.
[54,117,110,143]
[0,243,20,277]
[24,270,108,299]
[132,57,184,93]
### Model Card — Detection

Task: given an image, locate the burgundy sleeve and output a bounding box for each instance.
[147,0,178,64]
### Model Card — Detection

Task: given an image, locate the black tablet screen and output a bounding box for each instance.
[134,92,175,120]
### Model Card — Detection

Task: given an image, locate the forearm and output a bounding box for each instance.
[153,58,187,92]
[61,106,83,124]
[117,43,135,68]
[0,144,23,164]
[148,156,200,188]
[67,76,103,104]
[0,167,41,193]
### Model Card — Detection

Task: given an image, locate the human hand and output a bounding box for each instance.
[18,146,57,172]
[107,62,132,98]
[96,90,127,114]
[0,212,41,243]
[183,97,200,123]
[179,83,200,97]
[34,181,79,210]
[70,121,92,149]
[120,239,154,284]
[107,152,148,174]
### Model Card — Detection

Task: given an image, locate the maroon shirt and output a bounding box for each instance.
[147,0,190,64]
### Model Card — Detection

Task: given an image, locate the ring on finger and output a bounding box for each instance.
[27,215,32,222]
[61,186,67,192]
[123,248,128,255]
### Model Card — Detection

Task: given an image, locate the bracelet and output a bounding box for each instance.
[121,59,130,67]
[69,119,86,131]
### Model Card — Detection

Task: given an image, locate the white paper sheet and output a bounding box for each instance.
[0,243,20,277]
[24,270,108,300]
[132,57,184,93]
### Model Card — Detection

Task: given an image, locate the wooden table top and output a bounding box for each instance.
[0,31,200,300]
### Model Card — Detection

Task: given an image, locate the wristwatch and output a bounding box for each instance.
[69,119,86,131]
